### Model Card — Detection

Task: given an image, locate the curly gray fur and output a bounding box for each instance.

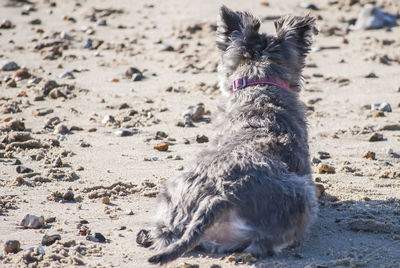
[143,5,319,265]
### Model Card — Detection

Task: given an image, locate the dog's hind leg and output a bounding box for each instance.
[148,196,230,265]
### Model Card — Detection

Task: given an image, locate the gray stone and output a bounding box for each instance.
[54,123,69,135]
[352,4,397,30]
[20,214,45,229]
[2,61,20,71]
[371,102,392,112]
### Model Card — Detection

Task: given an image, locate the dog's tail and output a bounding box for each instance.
[148,196,229,265]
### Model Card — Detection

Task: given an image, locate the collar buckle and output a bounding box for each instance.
[232,77,247,92]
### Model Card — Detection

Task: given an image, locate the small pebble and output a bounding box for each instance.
[1,61,19,71]
[154,142,169,151]
[316,151,331,159]
[368,133,383,142]
[86,232,106,243]
[317,163,335,174]
[20,214,45,229]
[59,71,75,79]
[63,190,74,201]
[4,240,21,254]
[41,234,61,246]
[373,102,391,112]
[365,72,378,78]
[29,18,41,25]
[176,165,184,171]
[114,129,133,137]
[131,73,143,82]
[14,68,31,80]
[16,165,33,173]
[352,4,397,30]
[363,151,376,160]
[161,44,174,51]
[196,135,209,143]
[53,156,62,167]
[102,196,110,204]
[0,19,13,29]
[54,123,69,135]
[97,19,107,26]
[136,229,153,248]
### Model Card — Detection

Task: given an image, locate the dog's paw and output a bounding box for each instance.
[148,252,167,265]
[136,229,153,248]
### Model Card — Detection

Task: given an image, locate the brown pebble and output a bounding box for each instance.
[4,240,20,254]
[110,78,119,82]
[317,163,335,174]
[102,197,110,204]
[363,151,376,160]
[196,135,209,143]
[14,68,31,80]
[368,133,383,142]
[374,111,385,117]
[154,142,169,151]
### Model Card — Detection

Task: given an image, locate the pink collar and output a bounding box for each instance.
[231,77,290,93]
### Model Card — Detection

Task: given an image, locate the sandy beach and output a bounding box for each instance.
[1,0,400,267]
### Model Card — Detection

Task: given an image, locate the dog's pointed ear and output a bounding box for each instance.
[274,15,318,56]
[216,5,260,51]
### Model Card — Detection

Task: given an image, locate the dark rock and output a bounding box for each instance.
[136,229,153,248]
[365,72,378,78]
[52,156,62,167]
[125,67,142,80]
[97,19,107,26]
[16,165,33,173]
[131,73,143,82]
[8,119,25,131]
[86,232,106,243]
[63,190,74,201]
[196,135,209,143]
[0,19,13,29]
[161,44,174,51]
[39,80,60,96]
[114,129,134,137]
[54,123,69,135]
[29,19,41,25]
[41,234,61,246]
[315,151,331,159]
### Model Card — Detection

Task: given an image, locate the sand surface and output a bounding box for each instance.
[1,0,400,267]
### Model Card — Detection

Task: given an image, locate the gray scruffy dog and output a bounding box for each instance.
[139,5,319,265]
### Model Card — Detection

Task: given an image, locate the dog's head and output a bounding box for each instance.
[217,5,318,96]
